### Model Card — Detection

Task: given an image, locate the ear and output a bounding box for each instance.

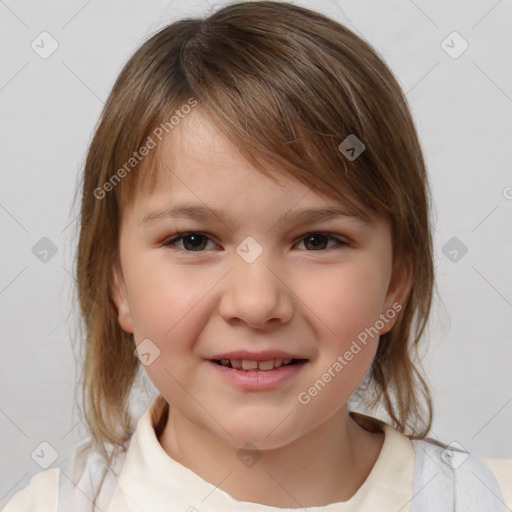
[380,254,413,335]
[110,262,134,334]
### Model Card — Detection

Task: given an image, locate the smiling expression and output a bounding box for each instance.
[110,107,411,449]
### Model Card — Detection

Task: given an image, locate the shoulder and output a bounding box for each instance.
[1,437,126,512]
[409,435,512,511]
[59,438,127,510]
[483,456,512,509]
[1,469,59,512]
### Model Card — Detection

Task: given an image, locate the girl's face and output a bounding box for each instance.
[111,108,411,450]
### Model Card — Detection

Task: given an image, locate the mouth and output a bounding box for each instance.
[207,353,309,390]
[211,358,306,371]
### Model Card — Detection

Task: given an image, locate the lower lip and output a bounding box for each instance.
[207,360,308,391]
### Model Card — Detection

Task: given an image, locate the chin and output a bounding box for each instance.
[210,412,305,451]
[226,430,300,452]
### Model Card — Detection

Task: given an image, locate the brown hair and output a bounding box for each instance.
[73,1,435,506]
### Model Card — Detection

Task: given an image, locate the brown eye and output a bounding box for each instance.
[298,233,347,251]
[163,231,348,253]
[164,233,215,251]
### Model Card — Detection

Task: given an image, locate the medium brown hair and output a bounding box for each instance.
[73,1,435,506]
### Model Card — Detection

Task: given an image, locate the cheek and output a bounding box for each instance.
[296,261,387,348]
[127,262,217,391]
[130,272,205,396]
[126,257,206,337]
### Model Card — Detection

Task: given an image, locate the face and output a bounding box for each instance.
[111,108,411,450]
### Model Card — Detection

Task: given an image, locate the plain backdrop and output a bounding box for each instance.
[1,0,511,506]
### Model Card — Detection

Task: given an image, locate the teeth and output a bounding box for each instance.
[241,359,258,370]
[217,358,296,371]
[258,359,275,371]
[216,357,298,370]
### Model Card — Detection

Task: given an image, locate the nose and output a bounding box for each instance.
[218,244,294,329]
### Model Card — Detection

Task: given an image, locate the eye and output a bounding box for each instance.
[163,232,217,251]
[163,232,348,252]
[296,233,348,251]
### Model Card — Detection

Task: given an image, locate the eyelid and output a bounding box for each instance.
[292,232,349,247]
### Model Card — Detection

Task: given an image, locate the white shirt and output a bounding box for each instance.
[2,397,512,511]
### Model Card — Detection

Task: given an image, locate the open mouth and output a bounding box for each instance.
[211,358,306,371]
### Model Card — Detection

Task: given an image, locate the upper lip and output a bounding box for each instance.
[209,350,308,361]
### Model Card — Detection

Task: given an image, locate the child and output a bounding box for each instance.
[3,1,511,511]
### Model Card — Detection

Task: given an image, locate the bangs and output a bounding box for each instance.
[111,8,401,226]
[120,102,378,228]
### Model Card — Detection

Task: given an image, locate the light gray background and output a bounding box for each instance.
[1,0,511,506]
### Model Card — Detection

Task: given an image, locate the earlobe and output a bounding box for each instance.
[380,256,413,335]
[110,264,134,334]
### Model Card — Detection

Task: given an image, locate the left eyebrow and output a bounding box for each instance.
[140,201,373,228]
[281,205,373,226]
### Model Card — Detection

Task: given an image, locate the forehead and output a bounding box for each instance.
[131,109,308,206]
[160,107,288,188]
[124,108,381,231]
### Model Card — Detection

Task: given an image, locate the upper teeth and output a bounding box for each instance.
[219,358,293,371]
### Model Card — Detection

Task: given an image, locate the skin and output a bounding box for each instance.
[111,107,413,507]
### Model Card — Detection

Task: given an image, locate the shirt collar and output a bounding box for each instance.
[109,396,415,512]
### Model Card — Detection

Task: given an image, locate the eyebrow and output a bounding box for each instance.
[140,201,372,228]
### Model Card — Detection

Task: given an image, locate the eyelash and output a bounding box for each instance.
[162,231,349,252]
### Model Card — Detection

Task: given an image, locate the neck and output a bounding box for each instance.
[157,405,384,507]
